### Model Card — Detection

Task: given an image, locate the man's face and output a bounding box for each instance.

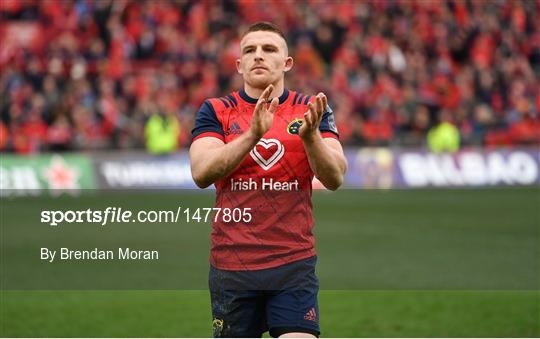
[236,31,293,89]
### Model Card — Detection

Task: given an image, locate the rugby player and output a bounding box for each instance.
[190,22,347,338]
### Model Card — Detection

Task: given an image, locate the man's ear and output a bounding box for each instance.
[236,59,243,74]
[284,56,294,72]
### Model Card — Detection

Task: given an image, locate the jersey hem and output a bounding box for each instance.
[321,131,339,139]
[210,250,317,271]
[193,131,225,142]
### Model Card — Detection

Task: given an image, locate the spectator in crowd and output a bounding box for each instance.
[144,102,180,155]
[0,121,8,151]
[0,0,538,153]
[427,109,460,153]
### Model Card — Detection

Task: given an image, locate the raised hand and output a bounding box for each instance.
[299,92,327,141]
[249,84,279,139]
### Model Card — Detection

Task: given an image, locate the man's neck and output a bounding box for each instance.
[244,81,284,101]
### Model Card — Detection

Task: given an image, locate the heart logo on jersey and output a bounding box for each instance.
[249,138,285,171]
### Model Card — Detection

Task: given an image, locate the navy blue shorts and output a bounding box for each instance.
[209,256,319,338]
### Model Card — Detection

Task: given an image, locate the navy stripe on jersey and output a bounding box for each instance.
[303,95,311,105]
[226,94,238,107]
[191,100,224,139]
[292,92,299,105]
[296,94,305,105]
[219,98,230,108]
[224,97,235,108]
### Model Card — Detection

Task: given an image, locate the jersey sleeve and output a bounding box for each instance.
[191,100,225,142]
[319,104,339,139]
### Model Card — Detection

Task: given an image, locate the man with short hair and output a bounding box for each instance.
[190,22,347,338]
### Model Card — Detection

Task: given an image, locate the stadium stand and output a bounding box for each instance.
[1,0,538,153]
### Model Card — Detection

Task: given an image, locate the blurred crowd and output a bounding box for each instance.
[1,0,539,154]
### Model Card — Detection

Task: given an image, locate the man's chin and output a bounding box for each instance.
[247,76,273,89]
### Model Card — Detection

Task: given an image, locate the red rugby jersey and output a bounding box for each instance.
[192,89,339,270]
